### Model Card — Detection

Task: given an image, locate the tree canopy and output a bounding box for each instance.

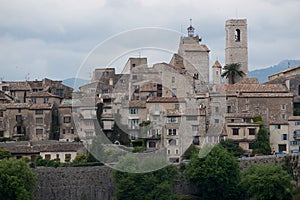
[185,144,241,200]
[220,139,245,157]
[0,158,36,200]
[240,164,295,200]
[221,63,245,84]
[253,125,271,155]
[113,164,180,200]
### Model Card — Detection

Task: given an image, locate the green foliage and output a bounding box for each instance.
[35,156,60,167]
[221,63,245,84]
[253,125,271,155]
[113,164,180,200]
[0,147,11,159]
[185,144,241,200]
[132,146,146,153]
[252,115,262,123]
[0,137,13,142]
[240,164,295,200]
[0,158,36,200]
[220,139,245,157]
[72,153,88,164]
[182,144,199,160]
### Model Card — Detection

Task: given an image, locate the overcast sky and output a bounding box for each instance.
[1,0,300,81]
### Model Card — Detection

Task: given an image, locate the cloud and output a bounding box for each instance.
[0,0,300,80]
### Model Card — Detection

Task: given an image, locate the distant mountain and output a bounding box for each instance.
[249,60,300,83]
[62,78,89,91]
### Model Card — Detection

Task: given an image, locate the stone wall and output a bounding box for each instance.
[33,166,115,200]
[33,155,300,200]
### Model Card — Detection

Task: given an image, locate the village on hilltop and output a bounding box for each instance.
[1,18,300,164]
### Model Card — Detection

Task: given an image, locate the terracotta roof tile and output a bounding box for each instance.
[146,97,185,103]
[213,60,222,68]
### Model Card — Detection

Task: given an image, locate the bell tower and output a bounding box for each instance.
[225,19,248,83]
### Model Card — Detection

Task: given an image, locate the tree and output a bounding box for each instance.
[0,158,36,200]
[0,147,11,159]
[253,125,271,155]
[72,153,88,164]
[113,164,180,200]
[240,164,295,200]
[185,144,241,200]
[221,63,245,84]
[220,139,245,157]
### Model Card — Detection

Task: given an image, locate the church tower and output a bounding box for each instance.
[212,60,222,84]
[177,19,210,84]
[225,19,248,83]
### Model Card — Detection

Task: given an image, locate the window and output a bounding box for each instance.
[18,108,21,113]
[85,130,94,138]
[172,77,175,83]
[175,149,179,155]
[45,154,51,160]
[215,106,219,113]
[244,118,251,123]
[65,128,71,134]
[275,124,281,129]
[192,125,199,131]
[65,154,71,162]
[282,114,286,120]
[102,89,108,94]
[132,75,137,80]
[281,104,286,110]
[129,108,138,114]
[294,130,300,138]
[215,119,219,123]
[168,139,177,146]
[168,129,177,135]
[249,128,255,135]
[44,98,49,103]
[278,144,287,152]
[154,103,159,111]
[149,141,156,148]
[232,128,239,135]
[84,120,93,126]
[36,118,43,124]
[36,128,43,134]
[167,117,178,123]
[167,149,171,155]
[62,129,65,134]
[35,110,43,115]
[16,115,22,122]
[227,106,232,113]
[128,119,139,129]
[174,103,180,110]
[31,98,36,104]
[282,134,288,140]
[249,142,254,149]
[133,85,139,93]
[16,126,22,134]
[172,88,177,97]
[55,89,64,97]
[295,121,300,126]
[0,111,3,117]
[0,131,4,137]
[193,136,200,145]
[64,116,71,123]
[186,116,197,121]
[235,29,241,42]
[2,86,8,91]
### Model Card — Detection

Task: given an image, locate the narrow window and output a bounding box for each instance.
[232,128,239,135]
[235,29,241,41]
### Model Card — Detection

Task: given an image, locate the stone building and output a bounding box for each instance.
[225,19,248,83]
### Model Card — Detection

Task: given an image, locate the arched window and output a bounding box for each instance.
[235,29,241,42]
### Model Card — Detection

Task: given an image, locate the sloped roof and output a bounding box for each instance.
[27,92,61,98]
[146,97,185,103]
[0,141,84,153]
[212,60,222,68]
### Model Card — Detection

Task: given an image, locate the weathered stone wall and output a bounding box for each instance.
[33,155,300,200]
[33,166,115,200]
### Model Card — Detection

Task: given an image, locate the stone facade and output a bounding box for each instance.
[225,19,248,83]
